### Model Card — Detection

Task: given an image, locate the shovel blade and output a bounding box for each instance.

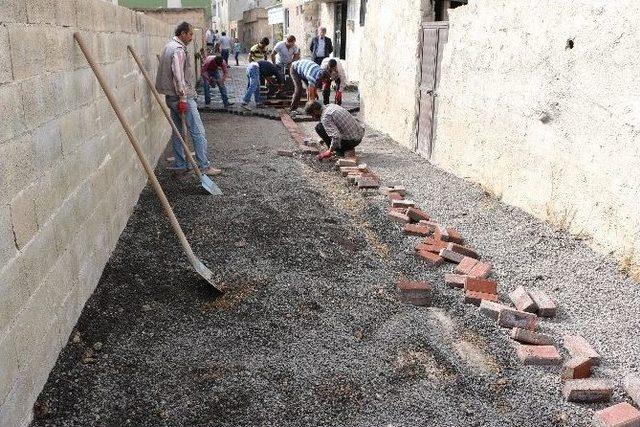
[192,258,226,292]
[201,174,223,196]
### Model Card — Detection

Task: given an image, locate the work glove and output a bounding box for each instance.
[308,86,318,100]
[335,90,343,105]
[317,149,332,160]
[322,81,331,91]
[178,99,188,114]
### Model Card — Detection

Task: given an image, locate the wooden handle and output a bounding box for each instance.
[74,32,199,266]
[127,45,203,179]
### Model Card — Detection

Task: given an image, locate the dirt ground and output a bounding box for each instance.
[31,113,639,426]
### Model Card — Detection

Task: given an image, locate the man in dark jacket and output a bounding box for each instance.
[309,27,333,65]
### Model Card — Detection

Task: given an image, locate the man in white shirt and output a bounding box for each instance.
[217,31,232,64]
[270,35,300,73]
[320,58,347,105]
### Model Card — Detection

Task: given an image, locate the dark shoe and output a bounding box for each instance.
[225,102,235,108]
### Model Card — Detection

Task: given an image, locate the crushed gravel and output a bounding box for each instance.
[31,113,639,427]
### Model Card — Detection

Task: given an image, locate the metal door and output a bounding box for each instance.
[416,22,448,158]
[334,2,347,59]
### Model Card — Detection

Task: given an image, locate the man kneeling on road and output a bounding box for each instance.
[304,101,365,160]
[156,21,221,176]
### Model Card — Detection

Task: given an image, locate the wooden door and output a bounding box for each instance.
[416,22,448,158]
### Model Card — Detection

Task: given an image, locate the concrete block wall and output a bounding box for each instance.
[0,1,173,425]
[432,0,640,278]
[358,0,426,149]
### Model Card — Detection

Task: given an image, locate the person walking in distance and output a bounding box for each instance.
[233,39,241,66]
[217,31,232,64]
[156,22,221,176]
[309,27,333,65]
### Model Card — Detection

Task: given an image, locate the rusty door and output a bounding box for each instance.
[416,22,448,158]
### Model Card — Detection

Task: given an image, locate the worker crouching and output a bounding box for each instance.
[304,101,365,160]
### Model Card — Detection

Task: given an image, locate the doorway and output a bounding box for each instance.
[416,21,448,158]
[334,2,347,59]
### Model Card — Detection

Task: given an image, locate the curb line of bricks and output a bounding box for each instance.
[198,105,360,123]
[276,114,640,425]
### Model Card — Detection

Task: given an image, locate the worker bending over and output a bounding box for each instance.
[289,59,329,114]
[320,58,347,105]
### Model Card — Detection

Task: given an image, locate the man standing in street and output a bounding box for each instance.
[156,21,221,176]
[271,35,300,74]
[309,27,333,65]
[289,59,329,113]
[201,54,234,108]
[304,101,364,159]
[233,39,242,66]
[217,31,232,64]
[320,58,347,105]
[249,37,270,62]
[241,60,285,110]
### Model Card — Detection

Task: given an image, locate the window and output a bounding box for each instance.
[284,8,290,33]
[359,0,367,26]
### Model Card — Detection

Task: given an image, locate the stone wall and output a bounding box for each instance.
[132,7,207,33]
[0,1,173,425]
[432,0,640,277]
[359,0,426,149]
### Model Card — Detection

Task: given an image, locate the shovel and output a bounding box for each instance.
[74,32,224,293]
[127,45,222,196]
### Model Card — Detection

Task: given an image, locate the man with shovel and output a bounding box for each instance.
[156,21,221,176]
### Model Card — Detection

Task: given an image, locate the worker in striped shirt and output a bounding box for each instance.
[289,59,329,114]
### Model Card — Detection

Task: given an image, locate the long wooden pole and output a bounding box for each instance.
[73,32,220,289]
[127,45,204,179]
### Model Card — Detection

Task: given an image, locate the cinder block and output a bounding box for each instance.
[508,285,537,313]
[0,204,18,266]
[0,376,34,427]
[55,0,77,27]
[32,120,63,170]
[0,132,36,202]
[593,402,640,427]
[516,344,562,365]
[527,288,557,317]
[0,333,19,405]
[45,27,75,73]
[75,0,97,31]
[26,0,57,24]
[623,374,640,406]
[0,25,13,83]
[562,356,592,380]
[7,23,42,80]
[563,335,601,365]
[20,75,58,130]
[562,379,613,403]
[498,307,538,331]
[0,258,29,335]
[510,328,554,345]
[9,186,38,249]
[0,0,27,24]
[0,82,26,144]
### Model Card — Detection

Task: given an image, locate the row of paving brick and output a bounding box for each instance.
[277,114,640,426]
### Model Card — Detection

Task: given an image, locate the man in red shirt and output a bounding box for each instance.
[201,54,233,107]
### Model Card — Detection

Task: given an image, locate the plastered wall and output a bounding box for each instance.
[432,0,640,277]
[0,1,173,425]
[359,0,426,149]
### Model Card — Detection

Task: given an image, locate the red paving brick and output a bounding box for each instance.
[417,250,444,266]
[508,285,537,313]
[444,273,467,288]
[388,209,410,224]
[510,328,554,345]
[516,345,562,365]
[528,288,557,317]
[397,280,432,306]
[593,402,640,427]
[564,335,601,365]
[439,249,465,263]
[498,308,538,331]
[562,356,592,380]
[563,379,613,403]
[464,290,498,305]
[454,257,479,275]
[467,261,492,278]
[463,277,498,294]
[479,300,509,320]
[403,224,431,236]
[406,207,430,222]
[446,242,479,259]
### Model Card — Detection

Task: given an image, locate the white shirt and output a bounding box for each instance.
[315,37,326,57]
[320,57,347,91]
[205,30,214,44]
[273,41,299,66]
[218,35,232,50]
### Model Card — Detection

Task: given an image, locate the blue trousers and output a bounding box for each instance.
[243,63,262,105]
[203,69,230,106]
[165,96,210,170]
